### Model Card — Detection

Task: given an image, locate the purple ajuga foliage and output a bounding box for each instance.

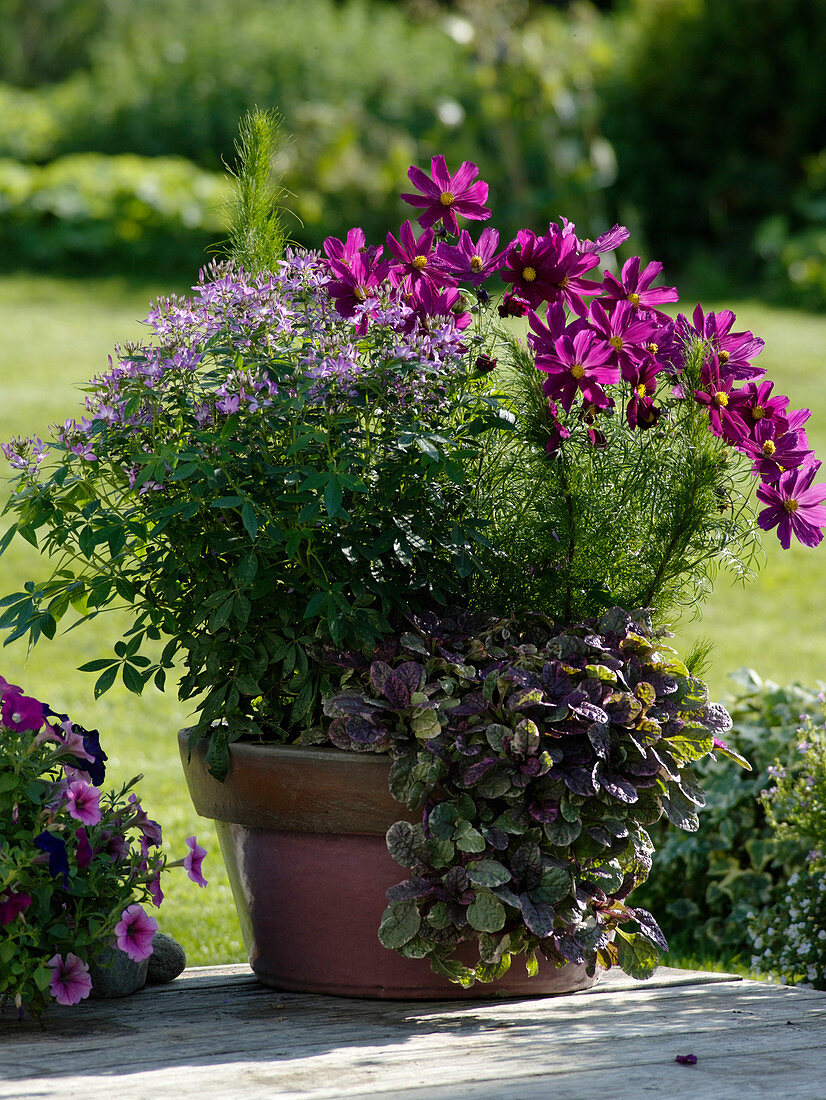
[307,606,723,985]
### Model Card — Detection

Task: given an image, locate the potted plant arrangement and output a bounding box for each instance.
[0,676,206,1018]
[2,110,824,997]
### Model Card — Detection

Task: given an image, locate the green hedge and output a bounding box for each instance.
[632,671,822,962]
[600,0,826,280]
[0,154,229,270]
[0,1,619,257]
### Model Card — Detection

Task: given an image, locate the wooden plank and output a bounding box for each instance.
[2,965,825,1099]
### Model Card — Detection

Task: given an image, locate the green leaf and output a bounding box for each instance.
[466,860,511,888]
[533,866,572,905]
[93,664,118,698]
[241,502,258,540]
[616,929,660,980]
[378,901,421,949]
[122,663,145,696]
[467,891,506,933]
[324,476,344,517]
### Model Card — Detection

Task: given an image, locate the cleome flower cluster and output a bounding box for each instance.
[0,677,206,1018]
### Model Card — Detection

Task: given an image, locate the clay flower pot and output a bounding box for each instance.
[179,732,601,999]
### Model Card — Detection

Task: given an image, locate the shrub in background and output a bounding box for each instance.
[600,0,826,280]
[0,154,229,271]
[748,698,826,987]
[632,671,821,960]
[755,149,826,311]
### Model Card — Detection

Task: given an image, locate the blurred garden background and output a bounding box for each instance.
[2,0,826,977]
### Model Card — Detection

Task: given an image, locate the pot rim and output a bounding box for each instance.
[178,729,419,834]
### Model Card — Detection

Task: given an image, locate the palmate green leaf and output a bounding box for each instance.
[378,901,421,949]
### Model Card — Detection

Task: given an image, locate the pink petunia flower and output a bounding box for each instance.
[1,692,45,733]
[114,903,158,961]
[401,156,491,235]
[48,952,93,1006]
[184,835,208,888]
[75,827,94,870]
[0,888,32,925]
[64,780,102,826]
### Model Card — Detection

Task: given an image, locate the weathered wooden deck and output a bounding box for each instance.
[2,963,826,1099]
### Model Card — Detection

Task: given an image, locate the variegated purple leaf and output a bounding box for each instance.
[395,661,425,695]
[519,894,556,938]
[554,933,585,965]
[451,692,488,716]
[561,767,596,797]
[382,672,411,708]
[629,907,669,952]
[511,841,542,890]
[528,800,559,823]
[594,764,638,803]
[345,716,387,744]
[587,721,611,758]
[386,876,437,902]
[461,757,497,786]
[370,660,394,694]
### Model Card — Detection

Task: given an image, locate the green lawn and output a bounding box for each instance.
[1,274,825,970]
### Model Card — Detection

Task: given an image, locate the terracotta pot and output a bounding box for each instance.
[179,731,601,1000]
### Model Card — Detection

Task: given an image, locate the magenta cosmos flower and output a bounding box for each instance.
[114,903,158,961]
[401,156,491,236]
[184,835,208,888]
[48,952,93,1006]
[757,462,826,549]
[693,359,750,444]
[535,329,620,413]
[680,304,765,382]
[435,228,506,285]
[385,221,453,292]
[740,421,813,482]
[502,228,601,315]
[588,299,660,381]
[600,257,679,319]
[324,247,391,334]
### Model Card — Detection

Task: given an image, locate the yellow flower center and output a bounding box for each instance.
[470,255,484,272]
[627,292,641,307]
[609,336,624,350]
[439,191,455,207]
[752,406,765,419]
[353,286,367,303]
[570,363,585,380]
[522,266,537,282]
[647,342,659,354]
[762,440,776,456]
[412,255,428,270]
[714,391,729,407]
[784,498,799,513]
[718,349,730,363]
[636,383,647,397]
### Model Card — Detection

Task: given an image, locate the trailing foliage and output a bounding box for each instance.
[632,672,822,959]
[301,606,740,984]
[0,677,206,1018]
